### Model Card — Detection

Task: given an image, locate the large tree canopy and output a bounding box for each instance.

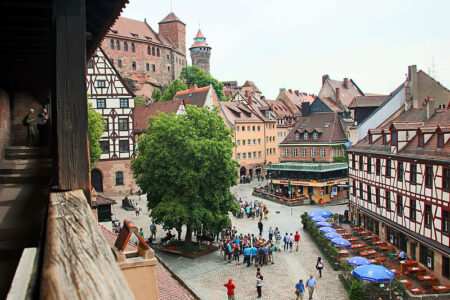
[88,102,104,168]
[159,79,187,102]
[180,66,225,101]
[131,105,238,243]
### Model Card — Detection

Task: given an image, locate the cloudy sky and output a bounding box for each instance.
[122,0,450,99]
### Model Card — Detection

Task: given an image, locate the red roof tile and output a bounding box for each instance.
[175,86,212,108]
[134,100,185,133]
[110,17,159,43]
[195,29,205,39]
[327,78,364,107]
[159,12,184,25]
[348,95,390,108]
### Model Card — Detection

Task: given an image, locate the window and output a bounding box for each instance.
[302,149,306,157]
[331,149,335,158]
[258,151,261,158]
[247,126,250,131]
[376,159,381,175]
[242,140,245,145]
[166,54,170,60]
[397,195,403,216]
[410,199,416,221]
[386,159,391,177]
[87,60,93,68]
[118,59,122,68]
[96,99,106,108]
[132,61,136,70]
[359,183,364,199]
[119,140,129,153]
[410,164,417,183]
[168,66,170,72]
[110,39,114,49]
[418,134,424,147]
[438,133,444,148]
[359,155,364,171]
[398,162,403,181]
[313,132,318,140]
[304,132,309,140]
[425,166,432,187]
[367,157,372,173]
[336,148,341,156]
[110,58,113,65]
[252,126,255,131]
[420,245,434,270]
[247,139,250,145]
[146,63,149,71]
[376,188,380,206]
[310,149,316,157]
[253,139,256,145]
[236,126,240,132]
[352,180,356,196]
[100,141,109,154]
[115,171,123,185]
[242,126,245,131]
[391,130,397,146]
[257,126,261,131]
[97,80,105,88]
[320,148,326,158]
[116,40,120,50]
[236,140,240,146]
[425,204,432,227]
[152,64,155,72]
[295,132,300,140]
[443,210,449,234]
[352,154,356,169]
[248,152,251,159]
[118,118,128,131]
[152,47,155,56]
[120,98,129,108]
[265,111,270,118]
[147,46,150,55]
[253,151,256,158]
[243,153,246,159]
[443,256,450,279]
[284,149,289,157]
[386,191,391,210]
[258,139,261,145]
[157,48,160,56]
[444,168,450,191]
[131,42,135,52]
[237,153,241,160]
[123,42,128,51]
[293,149,298,157]
[103,119,108,132]
[367,185,372,203]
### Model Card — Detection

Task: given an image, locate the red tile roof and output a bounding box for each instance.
[175,86,212,108]
[159,12,185,25]
[194,29,205,39]
[100,225,137,253]
[327,78,364,107]
[134,99,185,133]
[317,96,344,112]
[348,95,390,108]
[242,80,261,93]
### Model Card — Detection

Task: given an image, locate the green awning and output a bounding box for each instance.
[266,162,348,173]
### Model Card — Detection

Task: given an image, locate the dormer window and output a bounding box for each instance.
[382,133,387,145]
[111,29,118,34]
[418,133,424,147]
[313,132,318,140]
[304,132,309,140]
[368,134,372,144]
[391,131,397,146]
[265,111,270,118]
[438,133,444,148]
[295,132,300,140]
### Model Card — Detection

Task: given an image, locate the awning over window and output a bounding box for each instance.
[266,162,348,173]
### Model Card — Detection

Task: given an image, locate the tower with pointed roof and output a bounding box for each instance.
[189,29,211,74]
[158,12,186,53]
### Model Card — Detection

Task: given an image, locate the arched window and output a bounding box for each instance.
[116,40,120,50]
[110,39,114,49]
[156,48,160,57]
[147,46,150,55]
[131,42,135,52]
[152,47,155,56]
[115,171,123,186]
[132,61,136,70]
[123,42,128,51]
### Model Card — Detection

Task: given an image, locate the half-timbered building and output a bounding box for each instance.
[87,48,136,194]
[348,103,450,284]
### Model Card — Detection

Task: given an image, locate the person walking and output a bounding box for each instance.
[256,274,263,298]
[138,228,144,238]
[134,202,140,218]
[268,226,274,241]
[306,274,317,299]
[223,279,236,300]
[316,257,324,278]
[289,233,294,252]
[258,220,263,237]
[23,108,36,147]
[283,233,289,251]
[295,279,305,300]
[244,245,251,267]
[150,222,157,237]
[294,231,301,251]
[37,108,48,146]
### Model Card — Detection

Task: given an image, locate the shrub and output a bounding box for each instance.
[349,279,364,300]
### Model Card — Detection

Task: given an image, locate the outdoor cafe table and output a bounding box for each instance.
[407,266,427,274]
[408,287,425,294]
[400,261,417,273]
[362,235,374,240]
[431,285,450,293]
[374,257,387,265]
[360,250,378,257]
[339,250,349,257]
[341,233,352,238]
[380,245,395,251]
[351,244,366,249]
[373,241,387,246]
[399,279,412,287]
[390,268,399,275]
[348,237,358,242]
[417,274,439,285]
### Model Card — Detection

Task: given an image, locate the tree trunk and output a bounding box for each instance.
[176,227,182,241]
[185,225,192,246]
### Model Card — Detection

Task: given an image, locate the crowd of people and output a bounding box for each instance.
[235,198,269,220]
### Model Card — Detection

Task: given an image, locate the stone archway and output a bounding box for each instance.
[240,167,246,176]
[91,168,103,193]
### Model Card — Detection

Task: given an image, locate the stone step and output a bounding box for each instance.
[4,147,51,160]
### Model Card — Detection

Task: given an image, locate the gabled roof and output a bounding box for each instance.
[242,80,261,93]
[264,99,295,120]
[109,17,159,43]
[175,86,211,107]
[96,195,117,206]
[282,112,347,144]
[159,12,185,25]
[314,97,344,112]
[220,102,263,125]
[134,99,185,133]
[328,78,364,106]
[348,95,390,109]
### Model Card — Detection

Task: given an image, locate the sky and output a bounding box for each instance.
[121,0,450,99]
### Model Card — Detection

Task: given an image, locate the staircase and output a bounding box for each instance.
[0,146,51,298]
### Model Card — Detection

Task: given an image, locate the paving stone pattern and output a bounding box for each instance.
[110,181,349,300]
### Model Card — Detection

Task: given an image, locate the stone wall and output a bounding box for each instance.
[190,50,211,74]
[93,159,137,195]
[0,89,10,156]
[10,92,42,146]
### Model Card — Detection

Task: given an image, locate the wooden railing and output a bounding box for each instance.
[40,190,134,299]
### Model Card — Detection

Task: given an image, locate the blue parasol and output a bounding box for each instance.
[319,227,337,234]
[352,265,395,283]
[311,216,327,222]
[316,222,333,228]
[347,256,372,266]
[308,209,333,218]
[331,237,351,247]
[324,232,342,240]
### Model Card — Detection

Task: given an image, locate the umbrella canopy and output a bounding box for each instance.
[331,237,351,247]
[308,209,333,218]
[324,232,342,240]
[311,216,327,222]
[352,265,395,283]
[319,227,337,234]
[347,256,372,266]
[316,222,333,228]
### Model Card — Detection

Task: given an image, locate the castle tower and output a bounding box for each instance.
[189,29,211,74]
[158,12,186,53]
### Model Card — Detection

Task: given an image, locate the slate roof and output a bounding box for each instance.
[134,99,185,133]
[317,97,344,112]
[96,195,117,206]
[282,112,347,144]
[348,95,390,108]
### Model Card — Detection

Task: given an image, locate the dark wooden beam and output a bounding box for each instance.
[53,0,90,202]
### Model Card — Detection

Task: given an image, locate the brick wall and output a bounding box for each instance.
[0,89,10,156]
[93,159,137,195]
[280,145,338,162]
[159,22,186,53]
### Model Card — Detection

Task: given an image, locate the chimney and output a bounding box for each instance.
[301,102,310,117]
[279,88,286,92]
[288,89,293,94]
[247,95,253,105]
[244,90,250,97]
[343,78,349,89]
[336,87,341,107]
[189,84,198,91]
[322,74,329,85]
[426,97,435,119]
[294,90,300,97]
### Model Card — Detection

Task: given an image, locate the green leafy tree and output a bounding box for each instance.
[152,88,162,102]
[160,79,187,102]
[349,279,364,300]
[134,96,144,105]
[87,103,104,168]
[180,66,225,101]
[131,105,239,244]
